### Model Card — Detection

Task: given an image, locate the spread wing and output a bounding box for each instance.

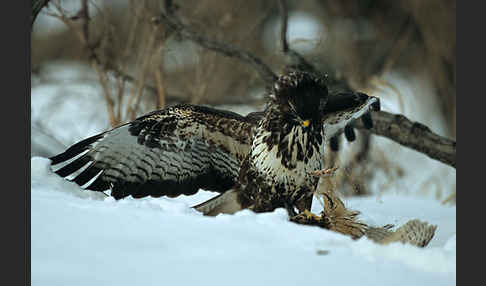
[49,104,258,199]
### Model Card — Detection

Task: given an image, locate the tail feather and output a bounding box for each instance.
[193,189,244,216]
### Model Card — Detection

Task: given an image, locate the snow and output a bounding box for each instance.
[31,63,455,285]
[31,157,455,286]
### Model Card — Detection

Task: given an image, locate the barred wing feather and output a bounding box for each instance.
[50,104,256,199]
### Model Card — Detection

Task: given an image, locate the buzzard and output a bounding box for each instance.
[50,70,380,216]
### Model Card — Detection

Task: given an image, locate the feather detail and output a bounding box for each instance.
[49,104,256,199]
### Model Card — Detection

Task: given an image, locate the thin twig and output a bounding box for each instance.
[441,191,456,205]
[278,0,317,73]
[154,67,166,109]
[46,0,118,126]
[129,25,157,120]
[278,0,289,53]
[80,0,117,126]
[159,0,277,85]
[45,1,183,116]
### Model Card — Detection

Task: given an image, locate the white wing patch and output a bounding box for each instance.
[50,149,90,172]
[324,96,378,138]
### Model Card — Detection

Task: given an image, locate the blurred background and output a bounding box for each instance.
[31,0,456,201]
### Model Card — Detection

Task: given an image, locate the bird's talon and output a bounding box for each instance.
[302,209,322,221]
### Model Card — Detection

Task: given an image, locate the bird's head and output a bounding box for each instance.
[266,69,380,139]
[270,70,328,130]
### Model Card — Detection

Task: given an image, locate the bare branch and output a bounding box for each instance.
[278,0,289,53]
[32,0,51,27]
[79,0,90,48]
[158,0,277,85]
[154,68,166,109]
[355,111,456,168]
[278,0,317,73]
[46,0,118,125]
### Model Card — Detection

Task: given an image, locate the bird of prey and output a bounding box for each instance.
[50,70,380,216]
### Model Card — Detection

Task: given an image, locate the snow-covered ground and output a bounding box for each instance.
[31,157,456,286]
[31,62,456,285]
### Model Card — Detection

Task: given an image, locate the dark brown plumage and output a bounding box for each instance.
[50,104,257,199]
[196,71,379,215]
[50,70,380,216]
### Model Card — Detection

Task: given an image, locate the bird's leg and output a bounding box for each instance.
[294,195,313,214]
[289,167,341,224]
[289,209,325,226]
[290,195,322,222]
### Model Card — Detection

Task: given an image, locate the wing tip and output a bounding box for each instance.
[49,133,105,165]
